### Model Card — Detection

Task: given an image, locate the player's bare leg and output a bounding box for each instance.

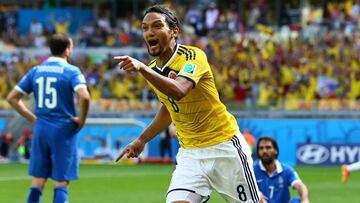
[31,177,47,189]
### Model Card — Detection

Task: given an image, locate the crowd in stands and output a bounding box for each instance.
[1,0,360,111]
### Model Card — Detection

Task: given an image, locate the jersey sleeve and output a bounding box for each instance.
[15,67,35,95]
[70,68,87,91]
[286,166,302,187]
[177,49,209,87]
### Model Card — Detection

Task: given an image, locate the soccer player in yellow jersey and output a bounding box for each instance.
[115,5,261,203]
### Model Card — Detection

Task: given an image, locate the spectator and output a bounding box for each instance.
[159,122,176,159]
[205,2,219,31]
[16,128,32,160]
[29,18,43,36]
[94,138,112,161]
[185,3,202,33]
[51,13,72,34]
[0,132,13,159]
[111,140,123,160]
[248,3,260,30]
[28,18,46,48]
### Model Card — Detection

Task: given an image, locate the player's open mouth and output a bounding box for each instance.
[147,39,159,48]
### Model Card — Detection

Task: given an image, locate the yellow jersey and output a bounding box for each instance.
[148,44,239,148]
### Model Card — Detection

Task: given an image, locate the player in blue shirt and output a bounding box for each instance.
[7,33,90,203]
[253,137,310,203]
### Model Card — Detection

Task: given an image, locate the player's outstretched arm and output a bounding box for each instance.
[115,105,172,162]
[7,89,36,124]
[115,138,145,161]
[293,182,310,203]
[114,56,193,101]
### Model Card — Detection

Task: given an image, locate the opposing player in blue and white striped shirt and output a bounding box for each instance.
[7,33,90,203]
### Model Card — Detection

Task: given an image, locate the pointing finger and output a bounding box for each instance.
[115,148,128,162]
[113,56,128,61]
[117,61,124,68]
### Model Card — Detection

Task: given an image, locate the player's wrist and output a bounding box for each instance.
[137,135,149,144]
[301,197,310,202]
[138,64,148,72]
[30,116,36,124]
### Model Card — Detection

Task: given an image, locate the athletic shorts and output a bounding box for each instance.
[29,118,79,181]
[167,132,261,203]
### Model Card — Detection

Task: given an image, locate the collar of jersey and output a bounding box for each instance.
[155,43,179,71]
[46,56,68,64]
[259,159,283,174]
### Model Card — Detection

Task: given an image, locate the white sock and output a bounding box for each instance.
[348,161,360,172]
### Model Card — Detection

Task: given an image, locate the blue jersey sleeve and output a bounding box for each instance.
[285,165,301,187]
[70,68,87,91]
[16,67,36,95]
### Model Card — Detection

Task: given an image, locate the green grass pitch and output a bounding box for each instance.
[0,163,358,203]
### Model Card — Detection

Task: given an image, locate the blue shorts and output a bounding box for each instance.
[29,118,79,181]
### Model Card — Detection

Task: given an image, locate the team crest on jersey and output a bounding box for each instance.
[168,70,177,80]
[278,176,284,188]
[182,64,196,75]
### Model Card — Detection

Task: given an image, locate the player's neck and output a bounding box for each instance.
[156,41,177,67]
[264,161,277,175]
[52,54,68,61]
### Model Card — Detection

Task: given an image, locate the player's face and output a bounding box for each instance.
[258,140,277,165]
[142,12,175,57]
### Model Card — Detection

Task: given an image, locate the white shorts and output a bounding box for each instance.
[166,132,261,203]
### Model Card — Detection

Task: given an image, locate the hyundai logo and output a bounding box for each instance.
[297,144,329,164]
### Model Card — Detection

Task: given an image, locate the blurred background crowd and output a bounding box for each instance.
[1,0,360,112]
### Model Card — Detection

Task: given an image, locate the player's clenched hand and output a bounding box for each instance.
[113,56,147,72]
[300,199,310,203]
[115,138,145,162]
[260,192,268,203]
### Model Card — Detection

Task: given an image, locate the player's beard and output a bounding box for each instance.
[147,45,163,57]
[261,157,275,165]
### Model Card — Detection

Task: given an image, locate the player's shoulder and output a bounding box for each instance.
[281,163,296,173]
[176,44,206,61]
[177,44,205,54]
[65,63,80,70]
[253,160,262,170]
[28,65,38,73]
[64,63,82,73]
[253,161,266,177]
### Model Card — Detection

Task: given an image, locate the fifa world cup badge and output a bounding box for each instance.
[182,64,196,75]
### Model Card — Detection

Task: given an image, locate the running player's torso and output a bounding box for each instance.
[148,44,238,148]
